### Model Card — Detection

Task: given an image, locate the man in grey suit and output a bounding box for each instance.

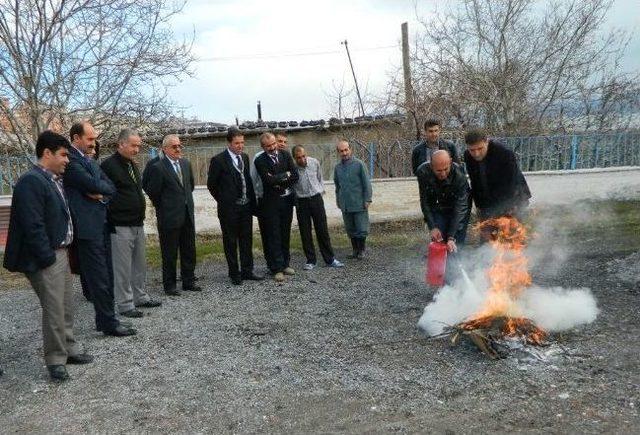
[333,140,373,259]
[143,134,201,294]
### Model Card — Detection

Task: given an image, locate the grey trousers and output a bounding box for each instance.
[26,249,79,366]
[111,226,150,313]
[341,211,370,238]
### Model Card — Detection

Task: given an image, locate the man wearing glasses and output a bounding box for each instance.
[143,134,201,295]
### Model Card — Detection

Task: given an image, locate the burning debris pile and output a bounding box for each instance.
[418,216,599,359]
[452,217,546,357]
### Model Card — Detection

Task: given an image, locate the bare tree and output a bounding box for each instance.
[324,76,354,120]
[0,0,194,157]
[386,0,639,135]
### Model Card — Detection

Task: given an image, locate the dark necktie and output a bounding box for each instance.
[128,162,137,182]
[236,155,244,172]
[173,161,183,185]
[270,153,278,165]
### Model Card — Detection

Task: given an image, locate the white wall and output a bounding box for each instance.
[142,167,640,235]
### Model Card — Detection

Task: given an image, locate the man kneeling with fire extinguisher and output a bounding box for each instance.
[417,150,471,284]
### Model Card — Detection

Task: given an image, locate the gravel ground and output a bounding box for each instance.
[0,227,639,433]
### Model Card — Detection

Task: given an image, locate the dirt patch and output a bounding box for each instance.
[0,207,639,433]
[607,251,640,287]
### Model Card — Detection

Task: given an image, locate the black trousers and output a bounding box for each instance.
[260,194,294,273]
[432,209,470,245]
[218,203,253,279]
[158,216,196,291]
[296,194,335,265]
[77,234,119,332]
[256,202,272,271]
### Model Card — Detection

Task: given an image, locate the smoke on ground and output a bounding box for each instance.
[417,240,599,337]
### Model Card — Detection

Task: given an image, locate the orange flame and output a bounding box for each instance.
[473,217,531,317]
[464,217,547,344]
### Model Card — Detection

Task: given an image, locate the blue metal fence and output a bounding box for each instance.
[1,131,638,193]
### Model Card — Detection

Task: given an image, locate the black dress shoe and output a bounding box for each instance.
[183,285,202,292]
[231,276,242,285]
[47,365,70,381]
[120,309,144,318]
[67,353,94,365]
[241,272,264,281]
[165,289,181,296]
[136,299,162,308]
[103,325,137,337]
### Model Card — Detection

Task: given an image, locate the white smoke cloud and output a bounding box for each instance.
[519,286,599,331]
[417,264,599,336]
[417,268,486,336]
[417,202,609,338]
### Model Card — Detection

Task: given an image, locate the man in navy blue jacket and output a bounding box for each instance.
[64,121,138,336]
[3,131,93,381]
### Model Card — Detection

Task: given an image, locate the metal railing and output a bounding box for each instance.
[1,131,638,193]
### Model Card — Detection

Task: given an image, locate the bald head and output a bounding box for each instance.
[260,132,277,154]
[431,150,452,181]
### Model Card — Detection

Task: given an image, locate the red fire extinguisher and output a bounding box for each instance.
[426,241,448,287]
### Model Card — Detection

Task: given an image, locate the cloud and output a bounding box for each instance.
[167,0,639,123]
[167,0,428,122]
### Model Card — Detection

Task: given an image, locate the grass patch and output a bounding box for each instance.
[532,199,640,254]
[145,219,423,269]
[2,200,637,281]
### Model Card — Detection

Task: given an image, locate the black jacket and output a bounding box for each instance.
[207,150,256,210]
[463,140,531,218]
[63,146,115,240]
[141,155,160,194]
[253,150,299,199]
[100,152,146,226]
[3,166,71,273]
[143,156,195,230]
[416,162,470,236]
[411,139,460,175]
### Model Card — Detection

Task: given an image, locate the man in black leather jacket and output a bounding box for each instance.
[416,150,471,253]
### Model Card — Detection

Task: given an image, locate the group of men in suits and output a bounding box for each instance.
[208,129,362,284]
[2,124,371,380]
[2,123,203,381]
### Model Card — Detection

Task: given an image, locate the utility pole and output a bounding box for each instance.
[341,40,366,117]
[401,22,416,137]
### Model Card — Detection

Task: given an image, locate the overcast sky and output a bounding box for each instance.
[168,0,640,125]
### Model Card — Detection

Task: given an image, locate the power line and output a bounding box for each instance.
[197,44,399,62]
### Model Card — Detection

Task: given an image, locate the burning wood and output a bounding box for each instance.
[448,317,549,360]
[450,217,548,358]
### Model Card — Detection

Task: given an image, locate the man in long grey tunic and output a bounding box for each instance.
[333,140,373,259]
